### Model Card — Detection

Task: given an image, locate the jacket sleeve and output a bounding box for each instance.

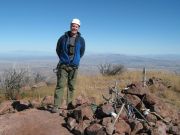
[56,36,63,58]
[80,37,85,58]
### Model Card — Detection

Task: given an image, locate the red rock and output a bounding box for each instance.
[152,121,167,135]
[101,103,114,116]
[124,94,141,107]
[0,100,13,115]
[102,117,112,126]
[66,117,77,131]
[114,119,131,134]
[86,123,103,135]
[146,113,157,123]
[73,121,88,135]
[131,121,143,135]
[41,96,54,106]
[105,122,114,135]
[73,105,94,122]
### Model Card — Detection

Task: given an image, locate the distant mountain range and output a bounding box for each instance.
[80,54,180,73]
[0,51,180,73]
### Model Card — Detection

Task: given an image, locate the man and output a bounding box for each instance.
[52,18,85,113]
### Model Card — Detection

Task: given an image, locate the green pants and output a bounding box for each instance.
[54,65,78,108]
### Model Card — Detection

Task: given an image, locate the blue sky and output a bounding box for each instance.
[0,0,180,55]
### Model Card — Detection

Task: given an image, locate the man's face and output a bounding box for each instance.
[70,23,80,35]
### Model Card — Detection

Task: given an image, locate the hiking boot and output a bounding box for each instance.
[51,107,59,113]
[67,102,75,110]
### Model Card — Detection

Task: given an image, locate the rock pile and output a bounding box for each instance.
[60,81,180,135]
[0,78,179,135]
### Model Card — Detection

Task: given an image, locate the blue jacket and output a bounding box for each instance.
[56,31,85,67]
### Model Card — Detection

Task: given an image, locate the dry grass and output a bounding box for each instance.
[1,70,180,109]
[76,71,180,108]
[75,74,114,104]
[0,93,6,103]
[20,85,55,101]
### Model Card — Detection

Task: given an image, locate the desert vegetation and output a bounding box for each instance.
[0,68,48,101]
[0,68,179,109]
[98,64,126,76]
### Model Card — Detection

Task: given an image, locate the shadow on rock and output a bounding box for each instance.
[11,101,30,111]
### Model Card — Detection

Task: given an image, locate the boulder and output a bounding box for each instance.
[114,119,131,134]
[85,123,104,135]
[41,96,54,106]
[73,104,94,122]
[0,100,13,115]
[151,121,167,135]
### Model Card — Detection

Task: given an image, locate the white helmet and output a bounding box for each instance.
[71,18,80,26]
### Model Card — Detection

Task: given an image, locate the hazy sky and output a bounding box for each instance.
[0,0,180,55]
